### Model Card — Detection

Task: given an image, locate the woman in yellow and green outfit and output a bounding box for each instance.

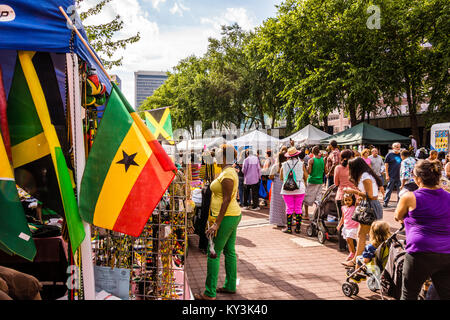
[195,144,242,300]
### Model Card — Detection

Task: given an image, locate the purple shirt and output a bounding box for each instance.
[242,155,261,185]
[404,188,450,254]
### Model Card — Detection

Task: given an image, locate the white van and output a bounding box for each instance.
[430,122,450,152]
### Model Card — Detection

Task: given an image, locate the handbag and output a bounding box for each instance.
[352,193,377,225]
[283,160,299,191]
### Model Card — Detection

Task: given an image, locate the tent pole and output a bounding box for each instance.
[67,53,96,300]
[59,6,111,82]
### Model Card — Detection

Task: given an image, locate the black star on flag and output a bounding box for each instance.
[116,150,139,172]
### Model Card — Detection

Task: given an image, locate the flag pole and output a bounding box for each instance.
[137,106,171,113]
[58,6,112,82]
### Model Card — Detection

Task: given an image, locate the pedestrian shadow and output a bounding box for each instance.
[236,236,256,248]
[233,258,321,300]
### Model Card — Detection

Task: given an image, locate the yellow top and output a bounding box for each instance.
[213,163,222,179]
[210,166,241,217]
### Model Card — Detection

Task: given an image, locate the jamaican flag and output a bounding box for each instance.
[7,51,85,254]
[144,107,174,144]
[0,67,36,262]
[80,84,176,237]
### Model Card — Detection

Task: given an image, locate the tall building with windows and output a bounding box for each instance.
[134,71,168,108]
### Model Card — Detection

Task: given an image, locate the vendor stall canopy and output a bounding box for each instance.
[320,122,410,146]
[0,0,111,96]
[282,124,331,145]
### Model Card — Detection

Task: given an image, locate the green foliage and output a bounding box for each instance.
[140,0,448,137]
[77,0,140,69]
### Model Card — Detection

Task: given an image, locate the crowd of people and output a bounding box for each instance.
[186,138,450,301]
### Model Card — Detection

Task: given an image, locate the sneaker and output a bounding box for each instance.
[282,228,292,234]
[346,252,355,261]
[383,203,389,208]
[252,207,261,211]
[243,206,250,210]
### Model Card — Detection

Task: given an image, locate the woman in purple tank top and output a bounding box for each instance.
[395,160,450,300]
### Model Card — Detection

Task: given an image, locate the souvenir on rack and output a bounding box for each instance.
[83,68,107,108]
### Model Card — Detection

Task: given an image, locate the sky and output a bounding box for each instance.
[79,0,282,106]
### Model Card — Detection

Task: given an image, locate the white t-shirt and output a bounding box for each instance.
[281,159,306,195]
[358,172,379,197]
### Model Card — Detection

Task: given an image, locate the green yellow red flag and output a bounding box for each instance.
[79,84,176,236]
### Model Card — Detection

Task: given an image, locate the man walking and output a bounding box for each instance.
[303,146,325,220]
[325,140,340,188]
[242,149,261,210]
[384,142,402,207]
[369,148,385,185]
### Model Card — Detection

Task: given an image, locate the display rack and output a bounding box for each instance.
[91,167,189,300]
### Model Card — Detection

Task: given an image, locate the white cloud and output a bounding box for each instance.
[77,2,257,107]
[145,0,167,10]
[201,7,257,33]
[170,2,190,17]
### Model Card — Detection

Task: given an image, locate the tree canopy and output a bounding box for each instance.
[139,0,449,140]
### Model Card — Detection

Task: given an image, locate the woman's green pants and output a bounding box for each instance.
[204,215,242,298]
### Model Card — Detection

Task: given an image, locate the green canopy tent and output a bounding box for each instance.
[320,122,410,146]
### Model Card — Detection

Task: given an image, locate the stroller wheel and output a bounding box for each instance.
[318,230,326,244]
[306,224,317,237]
[346,267,355,277]
[367,276,379,292]
[351,282,359,296]
[342,282,353,297]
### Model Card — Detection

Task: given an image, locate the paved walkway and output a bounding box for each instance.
[186,195,403,300]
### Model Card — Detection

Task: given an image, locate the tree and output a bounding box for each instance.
[77,0,140,69]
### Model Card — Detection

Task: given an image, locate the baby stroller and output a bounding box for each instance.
[306,185,340,244]
[341,225,405,299]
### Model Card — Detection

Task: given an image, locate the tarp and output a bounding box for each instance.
[0,0,112,104]
[282,124,331,145]
[176,137,226,151]
[228,129,280,149]
[320,122,410,146]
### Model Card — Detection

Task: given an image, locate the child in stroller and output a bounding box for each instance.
[342,221,404,299]
[306,184,340,244]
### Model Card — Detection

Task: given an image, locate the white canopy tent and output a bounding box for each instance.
[282,124,331,146]
[176,136,226,152]
[228,129,280,151]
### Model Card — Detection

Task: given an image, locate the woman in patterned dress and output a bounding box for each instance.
[269,147,288,228]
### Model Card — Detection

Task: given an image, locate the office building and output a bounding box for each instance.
[134,71,168,108]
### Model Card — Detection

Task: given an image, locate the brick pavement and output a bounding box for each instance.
[186,194,403,300]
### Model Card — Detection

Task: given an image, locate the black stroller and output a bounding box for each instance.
[306,184,340,244]
[342,225,405,299]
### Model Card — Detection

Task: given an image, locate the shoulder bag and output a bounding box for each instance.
[352,192,377,225]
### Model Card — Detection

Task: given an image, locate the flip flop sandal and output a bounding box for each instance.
[217,288,236,294]
[341,260,356,268]
[194,293,216,300]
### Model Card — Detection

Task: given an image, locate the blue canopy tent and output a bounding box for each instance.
[0,0,111,299]
[0,0,111,115]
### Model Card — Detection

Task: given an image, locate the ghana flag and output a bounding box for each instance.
[7,51,85,255]
[79,83,176,236]
[144,107,174,144]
